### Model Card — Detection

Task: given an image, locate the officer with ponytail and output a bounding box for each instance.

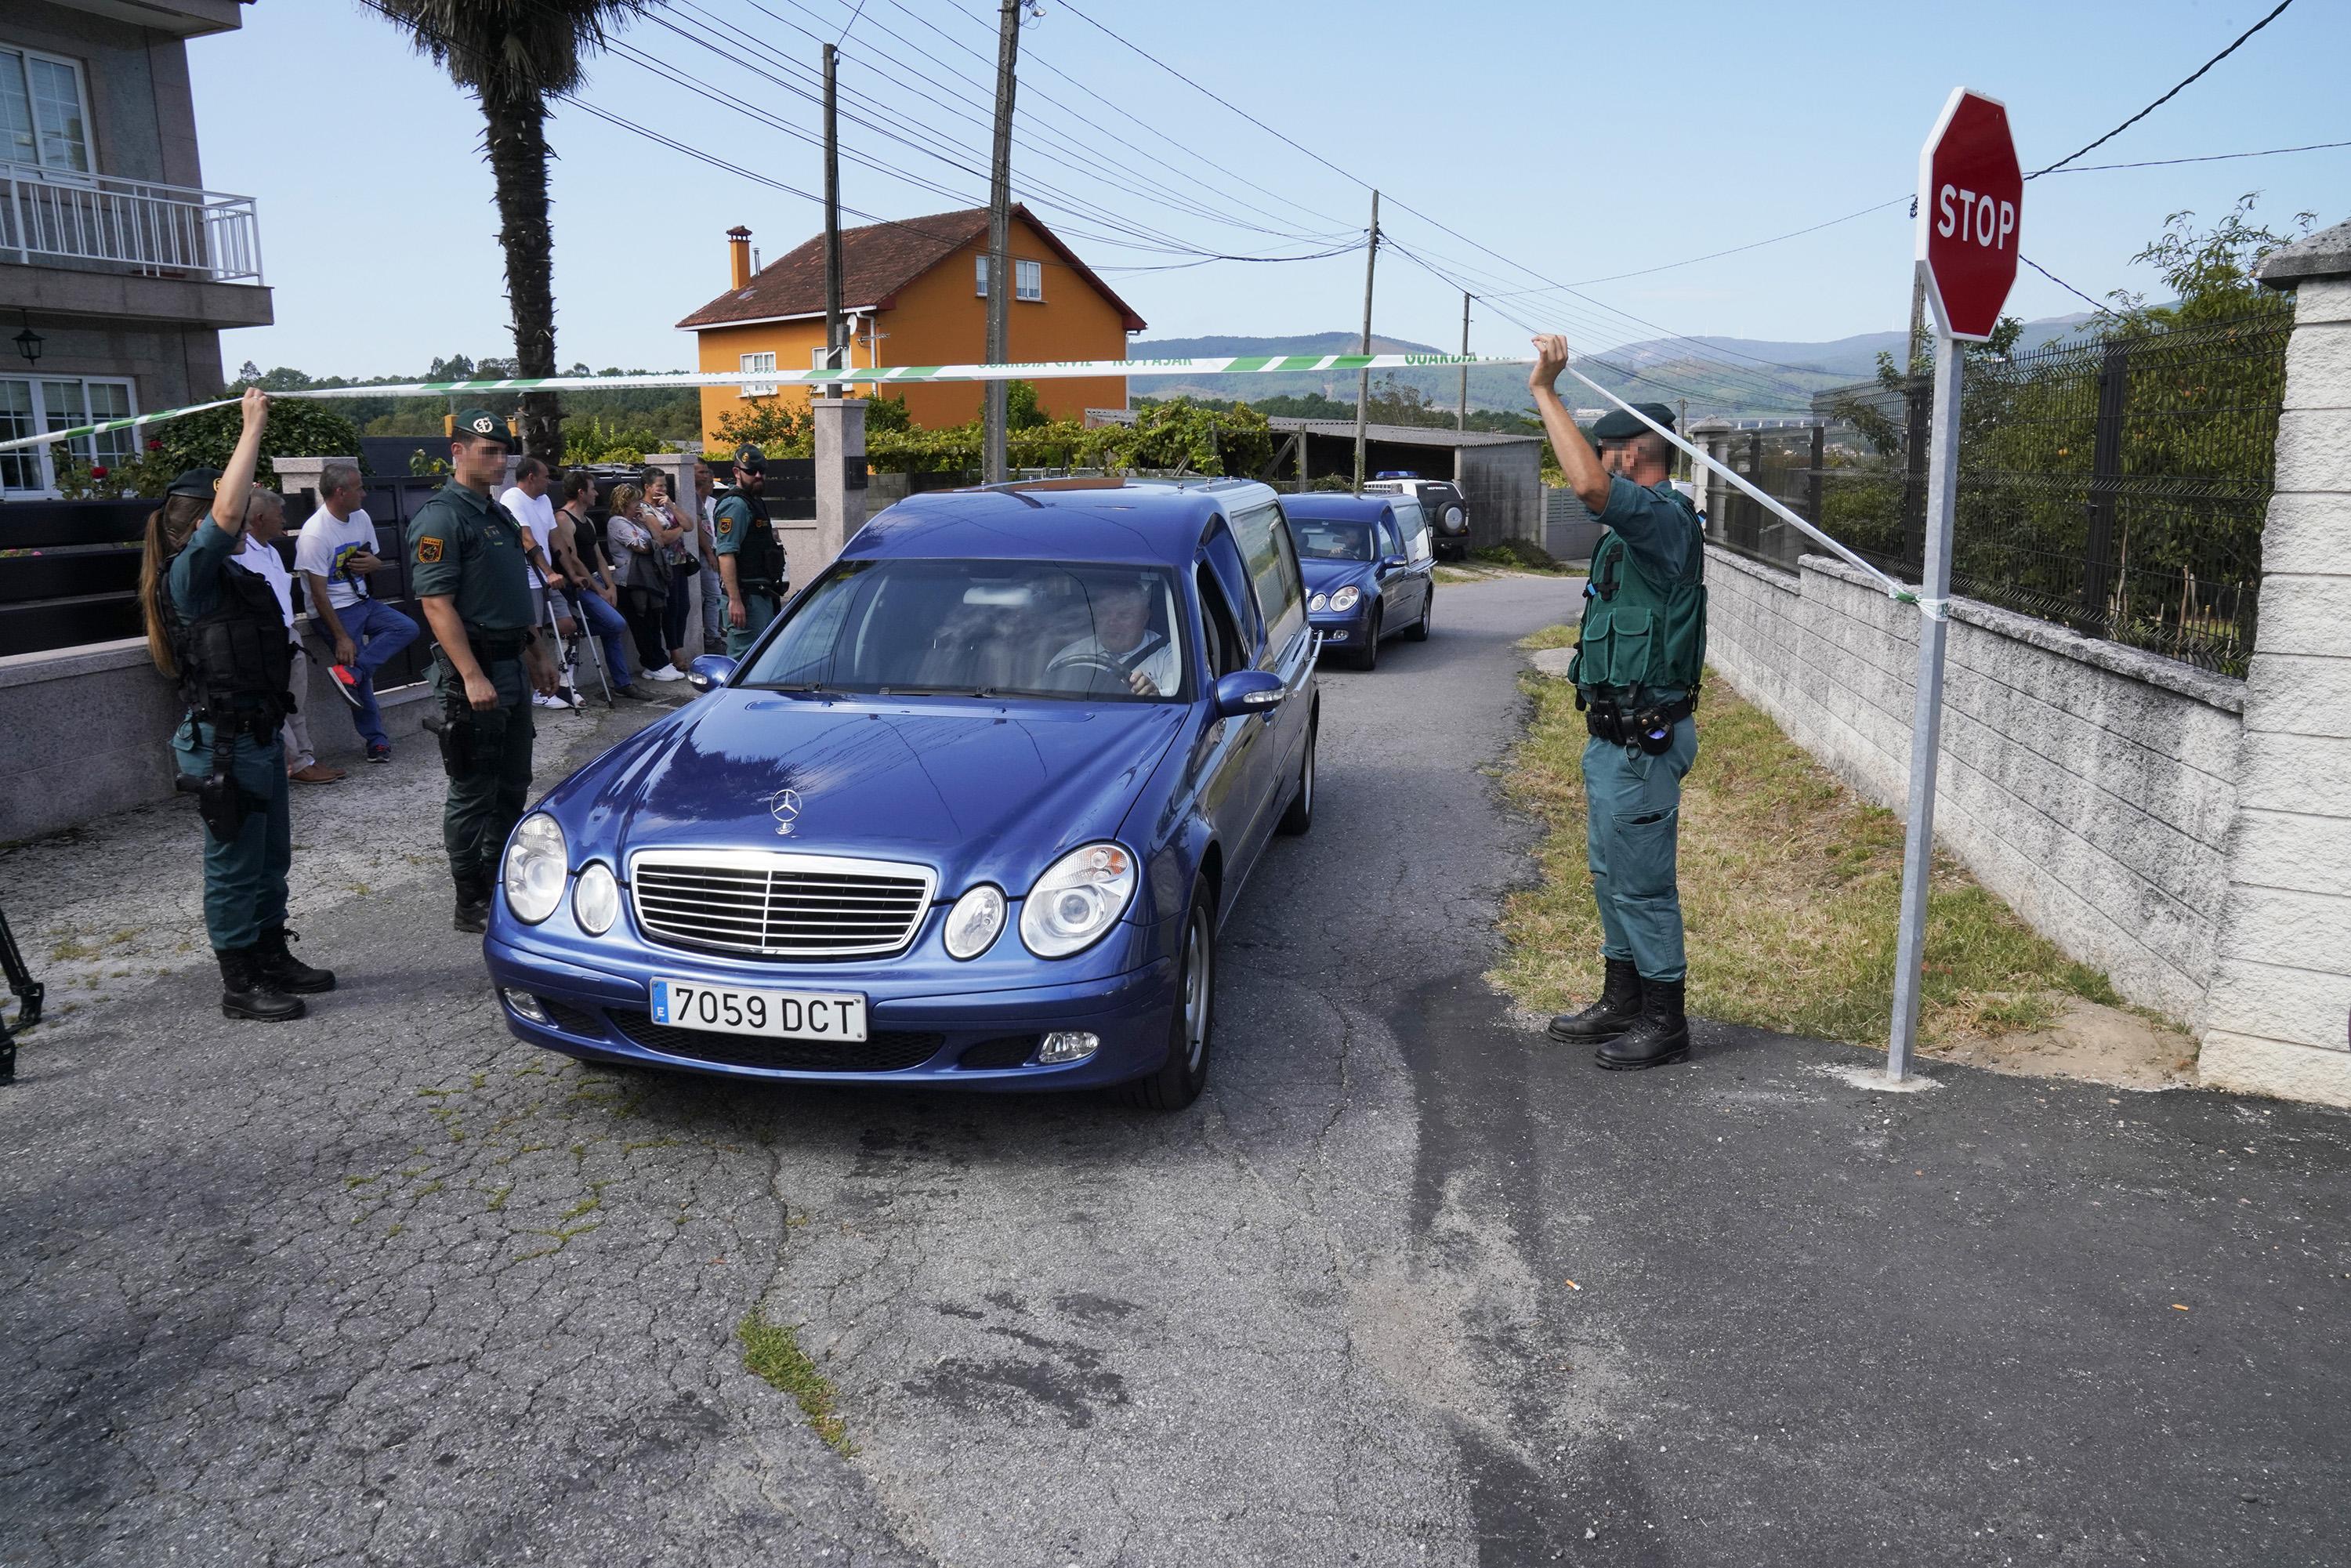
[142,387,336,1020]
[1527,335,1706,1070]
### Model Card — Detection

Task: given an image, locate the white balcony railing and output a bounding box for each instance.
[0,161,263,285]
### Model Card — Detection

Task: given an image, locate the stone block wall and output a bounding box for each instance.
[1704,546,2245,1024]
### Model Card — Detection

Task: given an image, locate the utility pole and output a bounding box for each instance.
[983,0,1023,485]
[1906,268,1929,376]
[822,42,844,399]
[1456,291,1470,432]
[1353,189,1378,493]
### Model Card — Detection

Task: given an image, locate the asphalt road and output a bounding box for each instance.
[5,574,2348,1566]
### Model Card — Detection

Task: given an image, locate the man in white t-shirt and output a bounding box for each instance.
[498,457,582,710]
[236,488,342,784]
[293,460,417,763]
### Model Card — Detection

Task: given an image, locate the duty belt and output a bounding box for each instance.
[1578,688,1697,754]
[462,625,530,661]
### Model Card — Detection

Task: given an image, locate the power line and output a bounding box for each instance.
[2034,135,2351,175]
[2019,254,2116,317]
[2027,0,2297,178]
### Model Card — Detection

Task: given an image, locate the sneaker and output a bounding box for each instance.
[288,762,346,785]
[645,664,684,683]
[613,684,652,702]
[365,743,392,765]
[533,693,566,709]
[328,664,366,709]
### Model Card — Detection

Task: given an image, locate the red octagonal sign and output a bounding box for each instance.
[1915,88,2021,342]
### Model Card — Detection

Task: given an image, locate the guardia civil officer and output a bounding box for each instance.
[407,410,561,932]
[712,444,788,658]
[1527,335,1706,1070]
[141,386,337,1019]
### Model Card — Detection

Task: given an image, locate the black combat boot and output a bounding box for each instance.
[216,947,307,1023]
[1595,976,1690,1070]
[254,926,336,994]
[1548,957,1642,1043]
[453,878,491,934]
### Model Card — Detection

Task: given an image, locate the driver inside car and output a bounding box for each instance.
[1045,577,1180,697]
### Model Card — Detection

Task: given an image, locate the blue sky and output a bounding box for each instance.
[189,0,2349,379]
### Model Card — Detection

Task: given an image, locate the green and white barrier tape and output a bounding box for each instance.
[5,346,1921,607]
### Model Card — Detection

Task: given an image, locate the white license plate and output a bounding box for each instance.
[650,978,867,1042]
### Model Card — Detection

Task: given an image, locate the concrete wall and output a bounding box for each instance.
[2199,238,2351,1106]
[0,635,433,846]
[1704,546,2244,1024]
[1454,444,1541,549]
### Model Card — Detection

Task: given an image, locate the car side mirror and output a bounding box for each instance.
[1378,554,1407,574]
[1212,669,1284,720]
[686,654,736,693]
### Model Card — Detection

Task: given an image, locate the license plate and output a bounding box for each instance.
[650,977,868,1042]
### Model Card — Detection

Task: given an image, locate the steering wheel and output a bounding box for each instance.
[1046,650,1129,679]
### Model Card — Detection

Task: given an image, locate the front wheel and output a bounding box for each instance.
[1119,889,1217,1111]
[1276,718,1316,836]
[1352,609,1382,671]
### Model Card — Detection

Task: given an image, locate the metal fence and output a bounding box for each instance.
[1708,308,2291,677]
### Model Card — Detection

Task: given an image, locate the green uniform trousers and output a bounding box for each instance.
[435,655,536,900]
[1582,715,1698,982]
[724,590,780,661]
[171,717,291,951]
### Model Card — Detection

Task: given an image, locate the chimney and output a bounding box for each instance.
[726,226,753,290]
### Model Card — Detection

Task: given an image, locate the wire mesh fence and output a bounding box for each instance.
[1702,306,2291,677]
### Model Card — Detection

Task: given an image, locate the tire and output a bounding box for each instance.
[1353,610,1382,671]
[1406,586,1432,642]
[1276,716,1316,836]
[1119,889,1217,1111]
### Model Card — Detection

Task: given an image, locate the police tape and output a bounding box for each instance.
[2,346,1920,607]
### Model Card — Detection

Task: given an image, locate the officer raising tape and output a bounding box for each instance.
[408,409,561,932]
[1527,335,1707,1070]
[712,443,788,658]
[140,386,337,1020]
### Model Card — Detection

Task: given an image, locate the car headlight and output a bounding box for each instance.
[502,813,568,925]
[1020,842,1137,958]
[944,884,1006,959]
[1329,585,1361,613]
[574,860,620,935]
[1308,591,1328,612]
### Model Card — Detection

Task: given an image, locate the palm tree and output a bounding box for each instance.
[373,0,650,461]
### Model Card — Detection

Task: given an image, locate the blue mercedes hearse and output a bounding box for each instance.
[483,478,1317,1110]
[1284,493,1435,671]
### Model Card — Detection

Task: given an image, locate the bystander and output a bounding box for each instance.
[294,462,417,764]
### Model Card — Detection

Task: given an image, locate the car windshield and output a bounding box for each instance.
[739,558,1189,702]
[1291,519,1376,562]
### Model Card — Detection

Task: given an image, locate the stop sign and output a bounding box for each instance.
[1915,88,2021,342]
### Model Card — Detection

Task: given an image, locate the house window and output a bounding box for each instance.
[0,376,138,494]
[975,255,1045,302]
[738,350,777,398]
[0,46,94,173]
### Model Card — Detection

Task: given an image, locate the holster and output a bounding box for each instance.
[174,723,261,840]
[1579,690,1697,755]
[423,694,476,780]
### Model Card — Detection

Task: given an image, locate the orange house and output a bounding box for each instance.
[676,205,1147,440]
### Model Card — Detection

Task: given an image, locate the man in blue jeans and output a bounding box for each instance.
[295,461,418,762]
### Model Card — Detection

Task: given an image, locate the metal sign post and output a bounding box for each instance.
[1886,87,2022,1082]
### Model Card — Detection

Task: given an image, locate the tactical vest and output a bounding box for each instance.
[1567,496,1708,697]
[164,545,295,726]
[732,491,786,591]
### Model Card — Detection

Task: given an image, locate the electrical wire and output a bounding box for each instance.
[2019,254,2117,317]
[2032,136,2351,175]
[2026,0,2297,178]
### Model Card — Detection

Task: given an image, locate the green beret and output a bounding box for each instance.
[453,407,514,448]
[167,467,222,498]
[1588,403,1677,442]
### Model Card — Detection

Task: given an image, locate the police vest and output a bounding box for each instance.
[1567,504,1708,697]
[733,492,786,590]
[164,546,295,724]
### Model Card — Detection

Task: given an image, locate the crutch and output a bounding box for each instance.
[554,583,613,708]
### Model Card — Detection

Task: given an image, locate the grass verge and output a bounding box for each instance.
[739,1311,854,1455]
[1494,625,2121,1048]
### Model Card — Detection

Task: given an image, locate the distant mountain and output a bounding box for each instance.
[1128,313,2108,419]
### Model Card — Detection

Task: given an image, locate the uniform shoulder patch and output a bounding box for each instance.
[716,514,736,538]
[417,536,445,563]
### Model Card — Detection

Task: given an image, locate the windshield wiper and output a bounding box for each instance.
[770,682,849,697]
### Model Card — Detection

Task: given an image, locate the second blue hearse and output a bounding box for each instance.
[482,479,1317,1110]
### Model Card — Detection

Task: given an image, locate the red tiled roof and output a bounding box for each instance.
[675,203,1146,332]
